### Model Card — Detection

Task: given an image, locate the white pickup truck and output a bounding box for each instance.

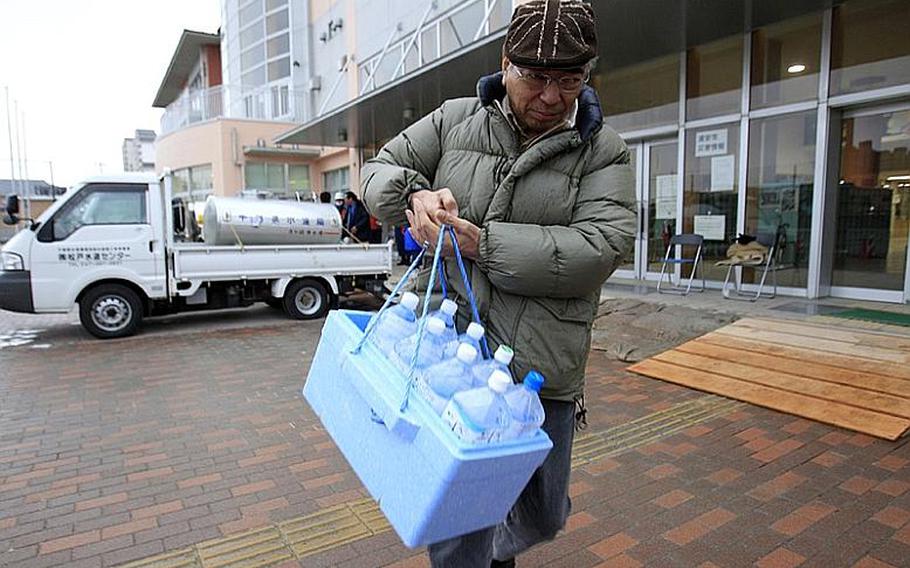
[0,173,392,338]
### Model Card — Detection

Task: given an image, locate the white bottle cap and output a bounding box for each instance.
[488,370,511,393]
[466,322,485,340]
[426,317,446,335]
[494,345,514,365]
[400,292,419,311]
[440,298,458,316]
[456,343,478,363]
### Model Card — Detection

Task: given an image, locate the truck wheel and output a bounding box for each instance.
[79,284,143,339]
[283,279,330,320]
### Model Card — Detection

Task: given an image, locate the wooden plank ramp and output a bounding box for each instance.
[627,317,910,441]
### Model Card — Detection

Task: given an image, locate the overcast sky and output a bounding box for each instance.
[0,0,220,187]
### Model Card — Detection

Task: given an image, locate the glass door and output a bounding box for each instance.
[612,138,680,281]
[643,140,681,278]
[830,105,910,303]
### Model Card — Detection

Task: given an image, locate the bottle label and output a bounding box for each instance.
[442,402,501,444]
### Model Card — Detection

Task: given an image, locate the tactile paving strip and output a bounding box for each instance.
[120,396,739,567]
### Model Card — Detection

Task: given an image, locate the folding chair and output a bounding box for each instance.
[656,233,706,295]
[721,231,785,301]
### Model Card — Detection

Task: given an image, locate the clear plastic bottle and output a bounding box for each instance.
[443,321,485,359]
[417,343,478,414]
[420,298,458,345]
[442,370,512,444]
[369,292,420,357]
[471,345,514,388]
[394,316,448,372]
[502,370,546,440]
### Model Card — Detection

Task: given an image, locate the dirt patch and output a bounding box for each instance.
[591,298,737,363]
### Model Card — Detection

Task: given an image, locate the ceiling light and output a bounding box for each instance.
[787,64,806,74]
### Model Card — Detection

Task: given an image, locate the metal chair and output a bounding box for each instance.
[721,231,786,302]
[656,233,706,295]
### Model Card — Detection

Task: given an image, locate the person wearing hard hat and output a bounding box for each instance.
[362,1,634,566]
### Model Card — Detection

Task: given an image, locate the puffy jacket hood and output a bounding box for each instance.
[476,72,604,142]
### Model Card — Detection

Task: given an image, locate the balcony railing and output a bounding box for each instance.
[160,84,308,135]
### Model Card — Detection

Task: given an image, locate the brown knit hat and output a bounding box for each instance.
[504,0,597,70]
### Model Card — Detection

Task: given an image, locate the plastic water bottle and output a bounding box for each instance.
[369,292,420,357]
[471,345,514,388]
[394,316,448,372]
[442,370,512,444]
[416,343,478,414]
[443,322,485,359]
[502,371,546,440]
[420,298,458,345]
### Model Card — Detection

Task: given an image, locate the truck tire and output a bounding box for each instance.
[283,279,330,320]
[79,284,143,339]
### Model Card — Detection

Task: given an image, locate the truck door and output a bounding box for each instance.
[29,183,163,311]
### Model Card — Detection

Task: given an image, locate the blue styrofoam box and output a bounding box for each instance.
[302,309,553,548]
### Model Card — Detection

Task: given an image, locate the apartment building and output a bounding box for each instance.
[122,129,157,172]
[271,0,910,304]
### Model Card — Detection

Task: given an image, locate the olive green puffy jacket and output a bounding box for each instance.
[362,73,635,401]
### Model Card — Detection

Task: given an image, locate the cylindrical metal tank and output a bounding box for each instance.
[202,197,343,246]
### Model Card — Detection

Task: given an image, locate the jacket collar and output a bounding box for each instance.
[476,72,603,142]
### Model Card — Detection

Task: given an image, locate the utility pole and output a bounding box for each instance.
[48,161,55,197]
[20,108,30,219]
[13,100,24,218]
[4,87,16,205]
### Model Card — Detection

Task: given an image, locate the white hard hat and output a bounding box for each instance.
[334,192,346,200]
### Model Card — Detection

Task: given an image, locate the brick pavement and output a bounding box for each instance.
[0,309,908,567]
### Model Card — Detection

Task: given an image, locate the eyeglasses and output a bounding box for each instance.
[508,64,589,94]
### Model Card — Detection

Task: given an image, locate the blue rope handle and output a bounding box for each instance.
[399,227,447,412]
[447,225,491,359]
[351,246,428,354]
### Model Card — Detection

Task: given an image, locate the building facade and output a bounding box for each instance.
[122,129,157,172]
[271,0,910,304]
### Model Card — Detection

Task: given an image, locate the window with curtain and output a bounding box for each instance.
[323,167,350,193]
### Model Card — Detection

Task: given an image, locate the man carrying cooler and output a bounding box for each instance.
[361,1,635,566]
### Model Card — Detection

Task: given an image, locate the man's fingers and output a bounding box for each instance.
[437,188,459,217]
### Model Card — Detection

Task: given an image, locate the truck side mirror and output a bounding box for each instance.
[5,194,20,216]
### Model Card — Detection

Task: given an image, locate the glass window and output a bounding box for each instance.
[189,164,213,192]
[830,0,910,96]
[686,35,743,120]
[267,33,289,58]
[745,111,817,287]
[240,20,264,49]
[751,13,822,110]
[245,162,267,188]
[832,109,910,291]
[53,185,147,240]
[266,0,286,10]
[421,26,438,65]
[239,0,262,27]
[683,123,740,280]
[267,163,285,189]
[241,43,265,71]
[597,54,679,133]
[245,162,288,191]
[289,165,310,191]
[242,66,266,88]
[268,57,290,81]
[266,9,289,35]
[646,142,680,273]
[323,167,350,193]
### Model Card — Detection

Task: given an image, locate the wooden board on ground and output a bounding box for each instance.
[628,317,910,440]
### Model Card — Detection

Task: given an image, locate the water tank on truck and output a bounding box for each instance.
[202,197,343,245]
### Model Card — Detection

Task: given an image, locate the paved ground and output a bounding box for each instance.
[0,290,908,567]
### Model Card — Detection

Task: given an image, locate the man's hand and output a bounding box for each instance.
[406,188,458,245]
[404,208,481,261]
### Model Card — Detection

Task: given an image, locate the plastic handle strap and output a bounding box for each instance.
[351,245,428,355]
[446,225,491,360]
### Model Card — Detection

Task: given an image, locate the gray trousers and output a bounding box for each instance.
[428,399,576,567]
